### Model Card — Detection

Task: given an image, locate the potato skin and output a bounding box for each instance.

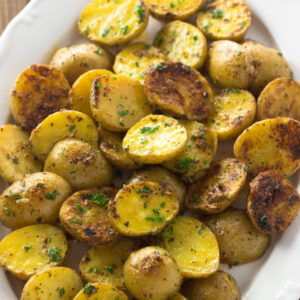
[0,172,71,229]
[203,208,271,264]
[248,170,300,234]
[124,246,182,300]
[11,64,70,131]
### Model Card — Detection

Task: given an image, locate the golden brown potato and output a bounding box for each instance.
[182,270,241,300]
[248,170,300,234]
[0,172,71,229]
[206,40,255,89]
[50,44,112,84]
[59,187,119,246]
[124,246,182,300]
[203,208,271,264]
[144,62,213,121]
[234,118,300,177]
[185,158,247,213]
[257,77,300,121]
[44,139,113,191]
[11,64,69,131]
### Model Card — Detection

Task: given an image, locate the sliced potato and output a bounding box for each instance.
[157,216,219,278]
[248,170,300,233]
[90,74,152,132]
[257,77,300,121]
[124,246,182,300]
[0,172,71,229]
[197,0,251,41]
[0,125,42,183]
[11,64,70,131]
[144,62,213,121]
[164,121,218,183]
[154,21,207,69]
[78,0,149,46]
[69,69,113,118]
[74,283,128,300]
[234,118,300,177]
[60,187,119,246]
[80,237,141,289]
[113,42,166,83]
[30,110,99,161]
[0,224,68,280]
[44,139,113,191]
[186,158,247,213]
[108,181,179,236]
[203,208,271,264]
[21,267,83,300]
[123,114,188,164]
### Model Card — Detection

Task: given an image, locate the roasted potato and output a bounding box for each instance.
[197,0,251,41]
[157,216,219,278]
[44,139,113,190]
[0,172,71,229]
[124,246,182,300]
[257,77,300,121]
[154,21,207,69]
[21,267,83,300]
[0,125,42,183]
[182,270,241,300]
[90,74,152,132]
[59,187,119,246]
[108,181,179,236]
[144,62,213,121]
[80,237,141,289]
[205,88,256,140]
[11,64,69,131]
[206,40,255,89]
[164,121,218,183]
[185,158,247,213]
[50,44,112,84]
[78,0,149,46]
[203,208,271,264]
[234,118,300,177]
[248,170,300,234]
[30,110,99,161]
[128,166,186,209]
[113,42,166,83]
[123,114,188,164]
[0,224,68,280]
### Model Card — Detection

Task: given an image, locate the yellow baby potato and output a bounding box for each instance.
[0,125,42,183]
[90,74,152,132]
[154,21,207,69]
[0,172,71,229]
[113,42,166,83]
[108,181,179,236]
[21,267,83,300]
[157,216,219,278]
[29,110,99,161]
[164,121,218,183]
[234,118,300,177]
[197,0,251,41]
[78,0,149,46]
[123,114,188,164]
[0,224,68,280]
[11,64,70,131]
[206,88,256,140]
[80,237,141,289]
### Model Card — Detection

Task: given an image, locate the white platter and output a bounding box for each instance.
[0,0,299,299]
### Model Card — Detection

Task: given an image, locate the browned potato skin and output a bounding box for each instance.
[182,270,241,300]
[248,170,300,234]
[11,64,70,131]
[59,187,120,246]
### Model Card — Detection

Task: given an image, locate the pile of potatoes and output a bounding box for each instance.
[0,0,299,299]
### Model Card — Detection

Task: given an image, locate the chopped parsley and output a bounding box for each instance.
[47,247,62,262]
[175,157,195,172]
[36,183,46,189]
[226,87,241,94]
[69,168,78,174]
[146,216,166,222]
[142,185,151,194]
[240,21,247,28]
[135,5,146,23]
[140,125,160,134]
[160,202,166,208]
[260,215,267,223]
[212,9,223,18]
[102,29,110,37]
[84,282,94,294]
[71,217,82,224]
[59,288,65,297]
[243,165,248,172]
[121,25,129,35]
[83,26,90,36]
[170,2,176,8]
[94,49,103,56]
[198,224,206,235]
[3,206,11,216]
[119,118,125,127]
[237,50,242,56]
[140,137,148,144]
[69,125,76,132]
[45,190,60,200]
[156,35,164,46]
[12,157,19,164]
[23,245,32,252]
[104,265,115,274]
[76,202,86,214]
[90,192,109,206]
[118,109,129,116]
[193,35,198,42]
[5,194,22,200]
